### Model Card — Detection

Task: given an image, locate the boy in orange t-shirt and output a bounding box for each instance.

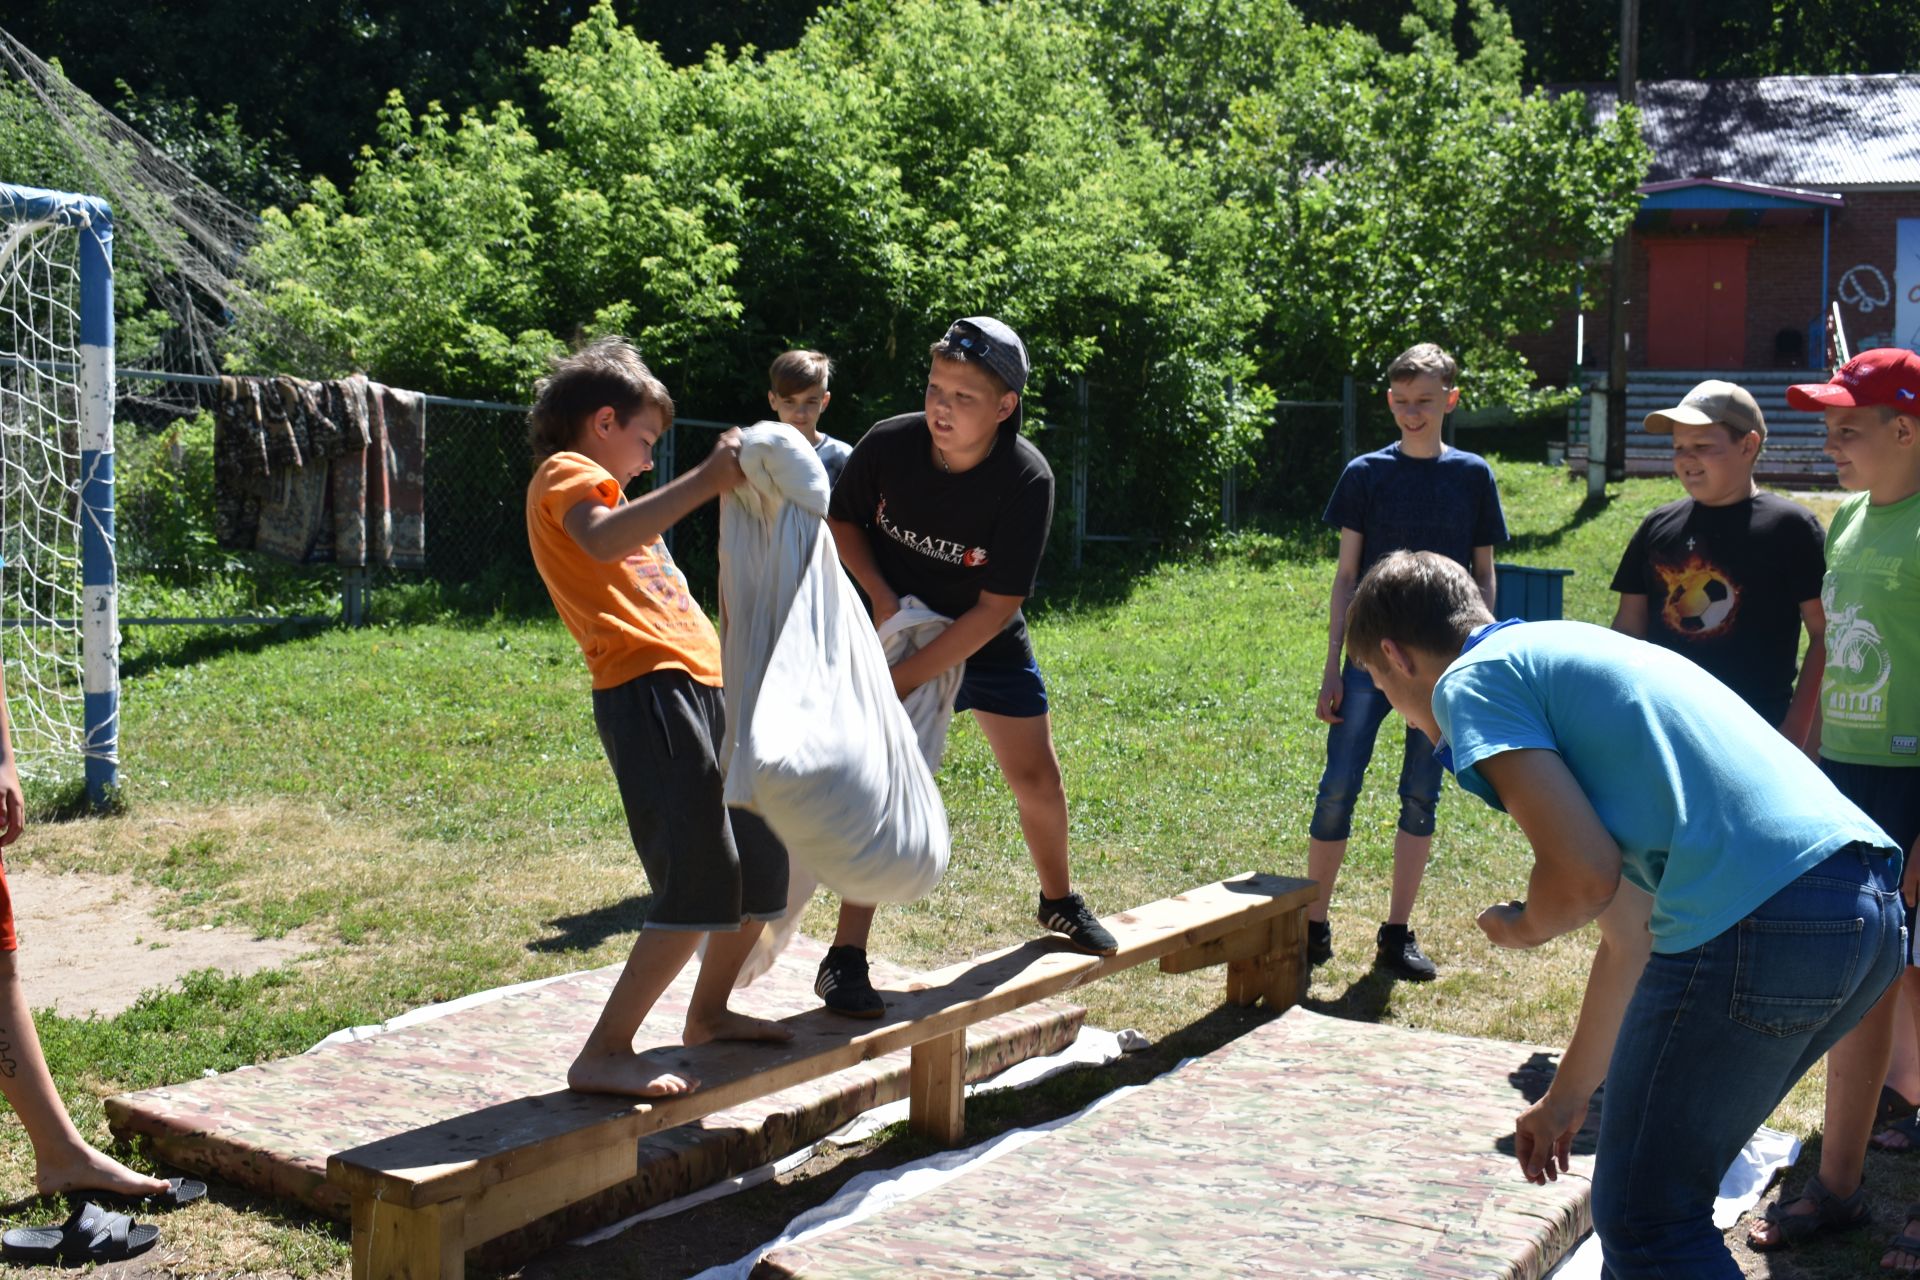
[526,337,791,1097]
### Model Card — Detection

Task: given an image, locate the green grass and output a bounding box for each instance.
[0,455,1877,1277]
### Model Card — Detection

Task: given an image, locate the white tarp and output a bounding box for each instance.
[717,424,949,907]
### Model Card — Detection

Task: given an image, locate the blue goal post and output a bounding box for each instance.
[0,182,118,807]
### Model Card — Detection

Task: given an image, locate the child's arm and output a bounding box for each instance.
[1471,545,1497,612]
[1472,748,1623,947]
[885,592,1023,699]
[563,429,746,562]
[1779,597,1826,750]
[1512,884,1653,1183]
[1610,594,1649,637]
[827,516,902,625]
[1316,529,1365,724]
[0,666,21,846]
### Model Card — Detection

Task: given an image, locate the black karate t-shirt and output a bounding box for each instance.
[1609,492,1826,725]
[828,412,1053,668]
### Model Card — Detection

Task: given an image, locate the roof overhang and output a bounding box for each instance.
[1635,177,1844,229]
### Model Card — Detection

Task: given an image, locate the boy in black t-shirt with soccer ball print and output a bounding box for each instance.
[816,317,1116,1017]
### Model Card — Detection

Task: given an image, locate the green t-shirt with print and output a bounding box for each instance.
[1821,489,1920,765]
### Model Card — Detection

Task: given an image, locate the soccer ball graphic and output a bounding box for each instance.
[1664,567,1737,634]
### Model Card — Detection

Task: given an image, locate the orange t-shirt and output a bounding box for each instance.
[526,452,722,690]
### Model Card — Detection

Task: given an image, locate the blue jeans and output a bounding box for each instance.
[1592,842,1904,1279]
[1309,662,1441,840]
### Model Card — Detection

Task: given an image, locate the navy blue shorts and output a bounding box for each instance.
[954,654,1050,719]
[1821,756,1920,963]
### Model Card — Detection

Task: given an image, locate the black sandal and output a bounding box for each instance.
[1881,1085,1919,1129]
[1884,1203,1920,1272]
[1749,1174,1871,1251]
[0,1201,160,1263]
[1877,1116,1920,1154]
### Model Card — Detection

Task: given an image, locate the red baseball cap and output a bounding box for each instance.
[1786,348,1920,412]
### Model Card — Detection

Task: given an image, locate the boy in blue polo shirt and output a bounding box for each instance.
[1344,549,1900,1279]
[1308,343,1506,980]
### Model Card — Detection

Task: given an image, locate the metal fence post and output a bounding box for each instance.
[1072,375,1089,570]
[1340,375,1357,460]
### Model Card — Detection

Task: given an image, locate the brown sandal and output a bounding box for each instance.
[1750,1175,1871,1251]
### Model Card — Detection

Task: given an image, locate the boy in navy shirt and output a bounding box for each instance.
[1307,344,1506,980]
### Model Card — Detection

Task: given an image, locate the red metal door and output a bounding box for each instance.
[1645,240,1750,368]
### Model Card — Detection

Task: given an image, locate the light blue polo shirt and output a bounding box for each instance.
[1433,620,1895,954]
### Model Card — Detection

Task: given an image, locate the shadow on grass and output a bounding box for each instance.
[119,618,335,682]
[1302,967,1398,1024]
[527,895,657,954]
[1502,491,1615,557]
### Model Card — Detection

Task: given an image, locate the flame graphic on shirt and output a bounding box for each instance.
[1656,556,1740,638]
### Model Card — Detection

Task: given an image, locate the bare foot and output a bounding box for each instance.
[683,1009,794,1047]
[1884,1212,1920,1272]
[567,1049,699,1098]
[35,1145,170,1199]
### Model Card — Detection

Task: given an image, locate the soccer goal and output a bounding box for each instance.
[0,182,118,807]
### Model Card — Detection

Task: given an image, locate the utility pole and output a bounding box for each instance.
[1604,0,1640,486]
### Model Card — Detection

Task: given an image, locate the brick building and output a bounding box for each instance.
[1520,74,1920,481]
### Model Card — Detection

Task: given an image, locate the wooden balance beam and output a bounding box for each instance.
[327,871,1315,1280]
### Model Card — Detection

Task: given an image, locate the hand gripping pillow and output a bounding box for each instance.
[718,424,950,906]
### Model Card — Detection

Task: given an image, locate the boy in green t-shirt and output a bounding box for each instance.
[1746,349,1920,1265]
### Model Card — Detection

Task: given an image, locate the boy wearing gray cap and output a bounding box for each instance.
[1609,378,1827,745]
[816,317,1116,1017]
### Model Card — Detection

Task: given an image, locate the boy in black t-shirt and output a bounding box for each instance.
[816,317,1116,1017]
[1609,379,1826,746]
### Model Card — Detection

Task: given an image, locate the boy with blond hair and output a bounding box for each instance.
[1308,342,1506,980]
[768,349,852,486]
[525,337,791,1097]
[1745,348,1920,1267]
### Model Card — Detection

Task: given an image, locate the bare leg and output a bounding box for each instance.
[685,921,794,1046]
[971,710,1072,898]
[1306,837,1346,924]
[1748,980,1900,1247]
[0,952,167,1198]
[834,901,877,949]
[568,928,702,1097]
[1386,831,1433,926]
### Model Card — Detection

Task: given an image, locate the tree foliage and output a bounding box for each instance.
[233,0,1643,533]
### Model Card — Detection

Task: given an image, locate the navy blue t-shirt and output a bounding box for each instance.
[1322,443,1507,575]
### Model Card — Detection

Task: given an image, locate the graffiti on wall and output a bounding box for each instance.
[1899,220,1920,354]
[1839,263,1892,314]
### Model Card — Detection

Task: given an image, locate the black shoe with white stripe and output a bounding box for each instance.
[815,945,885,1019]
[1037,891,1119,956]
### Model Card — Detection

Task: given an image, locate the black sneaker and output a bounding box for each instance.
[1375,923,1437,982]
[1037,891,1119,956]
[815,945,885,1019]
[1307,920,1333,967]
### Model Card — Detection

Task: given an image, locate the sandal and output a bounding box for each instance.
[1883,1203,1920,1272]
[1749,1174,1872,1251]
[94,1176,206,1210]
[0,1201,159,1263]
[1882,1085,1919,1129]
[1877,1116,1920,1154]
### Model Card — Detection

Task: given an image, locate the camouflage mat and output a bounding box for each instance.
[105,936,1084,1257]
[750,1008,1592,1280]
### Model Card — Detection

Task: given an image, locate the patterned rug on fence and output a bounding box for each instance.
[104,936,1084,1258]
[747,1007,1594,1280]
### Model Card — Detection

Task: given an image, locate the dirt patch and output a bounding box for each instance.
[7,869,317,1017]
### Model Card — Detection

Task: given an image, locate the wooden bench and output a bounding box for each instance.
[328,871,1316,1279]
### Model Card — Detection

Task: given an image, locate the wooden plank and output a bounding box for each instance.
[1224,955,1269,1007]
[461,1138,635,1249]
[352,1195,463,1280]
[1157,922,1272,974]
[908,1028,967,1145]
[329,873,1317,1210]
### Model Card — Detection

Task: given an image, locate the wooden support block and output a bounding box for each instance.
[909,1027,968,1145]
[352,1194,465,1280]
[1158,922,1273,975]
[1262,906,1307,1012]
[1225,955,1269,1007]
[462,1138,635,1249]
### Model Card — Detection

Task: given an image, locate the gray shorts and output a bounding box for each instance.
[592,670,789,931]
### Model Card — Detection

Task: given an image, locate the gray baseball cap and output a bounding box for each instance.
[940,316,1029,431]
[1642,378,1768,444]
